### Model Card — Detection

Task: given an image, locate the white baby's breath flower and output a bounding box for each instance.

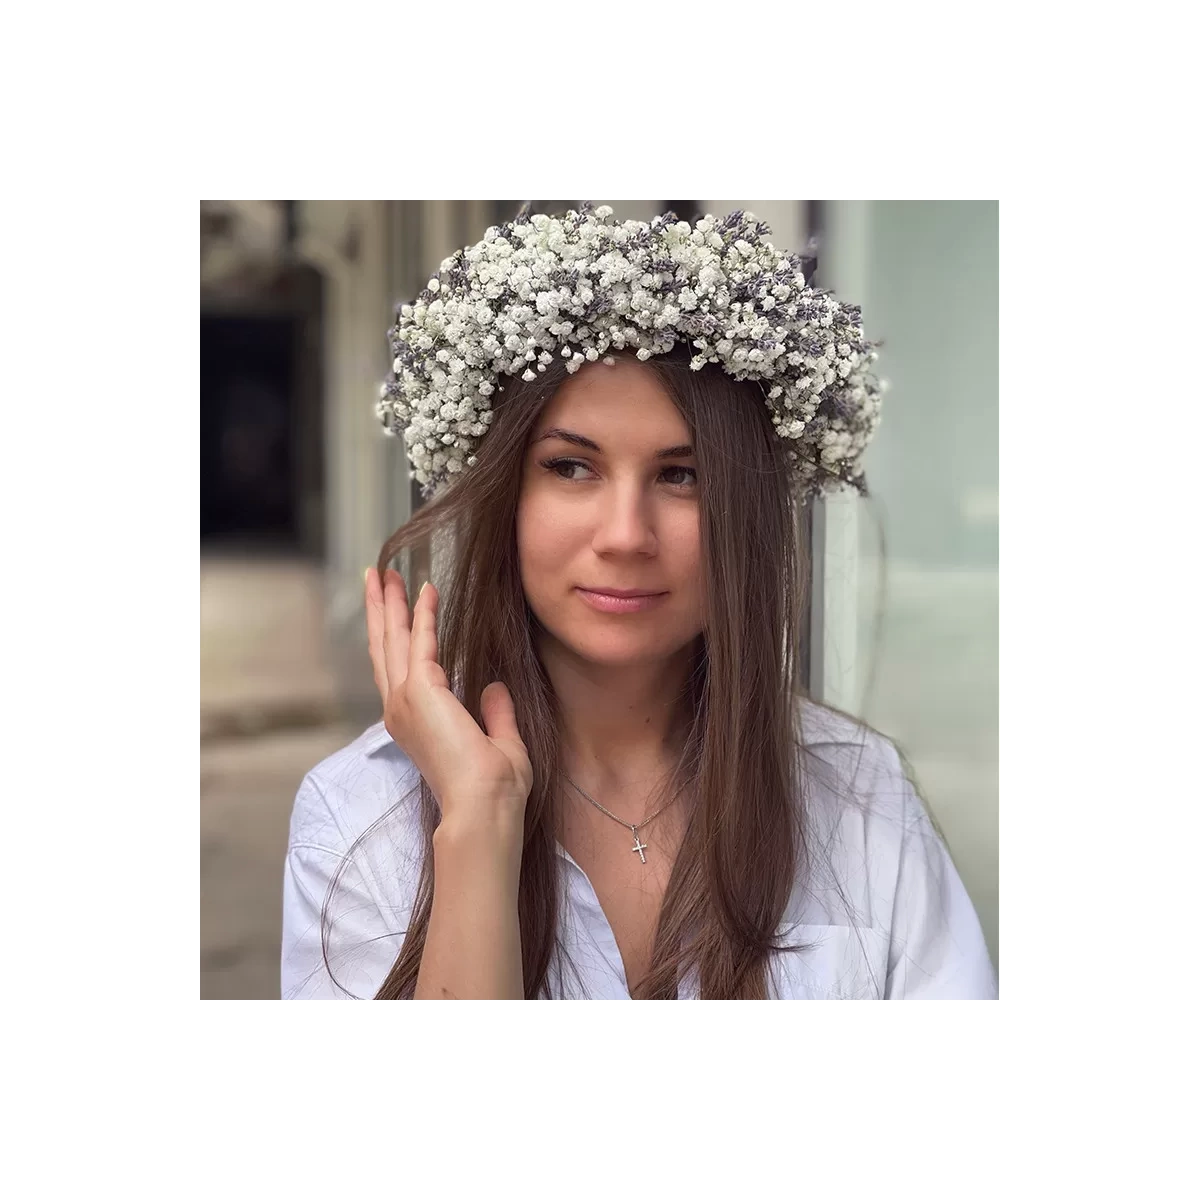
[382,205,883,497]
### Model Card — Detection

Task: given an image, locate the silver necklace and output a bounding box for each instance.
[563,773,682,865]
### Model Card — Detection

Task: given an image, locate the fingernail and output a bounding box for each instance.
[364,568,372,584]
[419,581,429,599]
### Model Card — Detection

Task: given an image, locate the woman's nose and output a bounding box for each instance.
[590,486,658,555]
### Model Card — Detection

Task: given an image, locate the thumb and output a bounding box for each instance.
[480,681,522,745]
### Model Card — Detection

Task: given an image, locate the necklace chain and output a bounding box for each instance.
[563,772,682,865]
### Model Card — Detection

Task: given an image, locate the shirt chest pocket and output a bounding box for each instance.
[768,923,889,1000]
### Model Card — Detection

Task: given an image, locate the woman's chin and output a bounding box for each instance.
[562,633,678,669]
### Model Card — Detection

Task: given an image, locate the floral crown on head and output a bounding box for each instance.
[377,202,885,500]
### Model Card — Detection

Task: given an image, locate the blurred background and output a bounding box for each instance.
[200,199,998,999]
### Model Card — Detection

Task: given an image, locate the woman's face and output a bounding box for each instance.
[517,358,706,669]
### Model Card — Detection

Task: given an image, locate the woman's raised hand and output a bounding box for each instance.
[365,568,533,830]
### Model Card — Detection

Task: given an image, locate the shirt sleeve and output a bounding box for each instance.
[281,773,410,1000]
[884,755,997,999]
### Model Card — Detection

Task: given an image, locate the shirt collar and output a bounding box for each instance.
[361,720,398,757]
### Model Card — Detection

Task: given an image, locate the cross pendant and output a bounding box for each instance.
[631,830,648,864]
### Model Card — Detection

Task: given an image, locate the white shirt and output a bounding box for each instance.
[281,703,997,999]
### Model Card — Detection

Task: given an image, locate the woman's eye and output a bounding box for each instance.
[540,458,697,489]
[546,458,590,482]
[660,465,698,488]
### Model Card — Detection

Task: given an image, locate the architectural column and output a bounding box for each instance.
[295,200,392,640]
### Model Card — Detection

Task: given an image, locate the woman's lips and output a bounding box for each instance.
[576,588,668,614]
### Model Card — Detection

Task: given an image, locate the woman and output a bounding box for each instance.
[281,205,996,999]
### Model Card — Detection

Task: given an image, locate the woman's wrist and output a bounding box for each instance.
[434,789,526,841]
[421,803,527,999]
[433,803,526,872]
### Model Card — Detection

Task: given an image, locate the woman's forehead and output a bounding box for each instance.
[534,360,687,442]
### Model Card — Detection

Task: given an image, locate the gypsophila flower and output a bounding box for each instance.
[379,205,884,499]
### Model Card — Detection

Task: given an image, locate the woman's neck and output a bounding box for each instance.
[538,636,695,791]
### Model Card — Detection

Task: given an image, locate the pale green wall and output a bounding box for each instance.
[836,200,999,967]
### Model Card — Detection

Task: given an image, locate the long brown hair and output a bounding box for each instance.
[327,342,841,999]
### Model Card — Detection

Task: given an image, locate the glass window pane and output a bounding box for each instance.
[844,201,999,967]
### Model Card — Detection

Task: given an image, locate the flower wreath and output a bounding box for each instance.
[377,203,885,500]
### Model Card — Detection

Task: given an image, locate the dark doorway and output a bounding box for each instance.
[201,315,296,546]
[201,261,325,558]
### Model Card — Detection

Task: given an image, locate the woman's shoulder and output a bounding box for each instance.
[283,724,423,1000]
[786,699,996,998]
[795,698,912,815]
[791,698,926,902]
[289,721,422,855]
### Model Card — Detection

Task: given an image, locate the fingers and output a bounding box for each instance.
[364,567,388,699]
[367,567,442,691]
[381,568,412,689]
[480,681,521,745]
[408,578,440,675]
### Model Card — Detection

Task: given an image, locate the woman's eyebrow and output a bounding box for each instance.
[533,428,695,459]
